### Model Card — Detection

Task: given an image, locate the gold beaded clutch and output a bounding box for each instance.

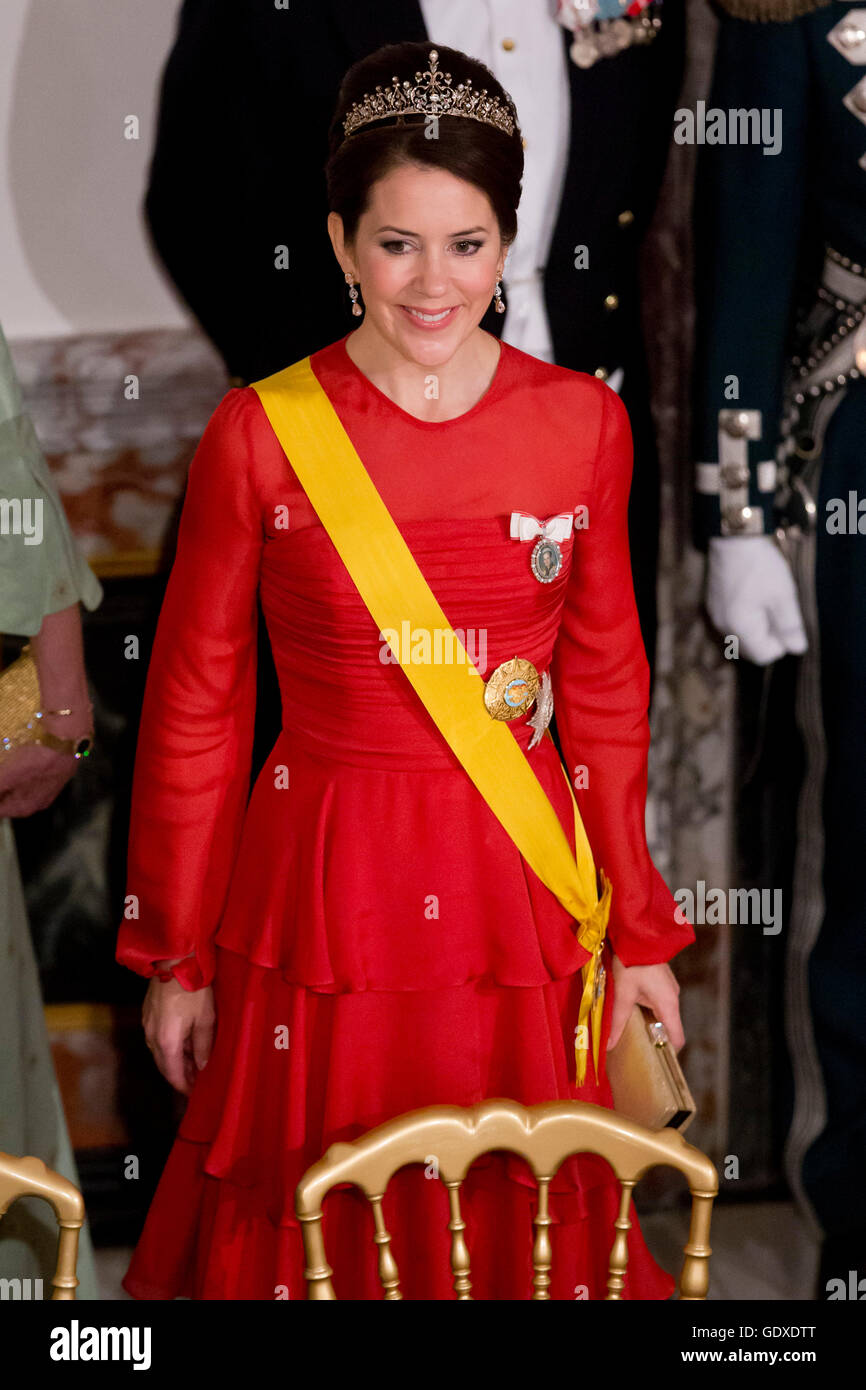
[607,1004,697,1133]
[0,642,42,749]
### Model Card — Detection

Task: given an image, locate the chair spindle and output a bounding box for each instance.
[605,1178,635,1299]
[369,1193,402,1299]
[444,1179,472,1299]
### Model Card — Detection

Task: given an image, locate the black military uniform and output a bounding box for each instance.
[143,0,685,675]
[693,0,866,1294]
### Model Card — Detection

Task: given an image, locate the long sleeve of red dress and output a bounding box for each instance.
[116,392,263,991]
[550,380,694,966]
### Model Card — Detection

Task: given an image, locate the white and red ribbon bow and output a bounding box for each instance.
[509,511,574,543]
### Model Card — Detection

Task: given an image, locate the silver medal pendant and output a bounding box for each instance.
[527,671,554,751]
[530,536,563,583]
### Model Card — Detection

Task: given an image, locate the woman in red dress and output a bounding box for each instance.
[117,41,694,1300]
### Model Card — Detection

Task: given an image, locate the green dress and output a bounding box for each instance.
[0,321,102,1299]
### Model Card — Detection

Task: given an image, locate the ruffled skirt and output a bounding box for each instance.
[122,944,675,1301]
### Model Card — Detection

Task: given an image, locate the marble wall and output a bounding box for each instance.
[9,327,228,574]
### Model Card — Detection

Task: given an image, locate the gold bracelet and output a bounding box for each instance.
[33,728,94,759]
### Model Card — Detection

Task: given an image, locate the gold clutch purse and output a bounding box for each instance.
[606,1004,696,1132]
[0,642,42,749]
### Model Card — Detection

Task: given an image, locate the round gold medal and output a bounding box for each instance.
[483,657,540,721]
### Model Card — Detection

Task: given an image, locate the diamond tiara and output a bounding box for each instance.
[342,49,516,140]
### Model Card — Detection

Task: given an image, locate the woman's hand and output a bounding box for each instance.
[142,975,215,1095]
[0,743,79,818]
[606,955,685,1053]
[0,603,93,819]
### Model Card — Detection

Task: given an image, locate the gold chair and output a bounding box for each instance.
[0,1151,84,1299]
[296,1099,718,1300]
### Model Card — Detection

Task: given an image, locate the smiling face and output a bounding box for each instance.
[328,162,507,369]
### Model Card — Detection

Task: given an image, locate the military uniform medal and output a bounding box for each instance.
[556,0,664,69]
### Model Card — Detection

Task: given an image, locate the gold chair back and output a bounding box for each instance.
[296,1099,718,1301]
[0,1151,84,1299]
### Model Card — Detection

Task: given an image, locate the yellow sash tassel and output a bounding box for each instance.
[575,873,612,1086]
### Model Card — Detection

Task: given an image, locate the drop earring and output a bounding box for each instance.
[493,280,506,314]
[345,270,363,317]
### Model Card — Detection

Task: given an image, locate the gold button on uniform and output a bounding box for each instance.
[594,367,609,381]
[604,293,619,310]
[521,137,527,150]
[617,209,634,226]
[501,37,516,51]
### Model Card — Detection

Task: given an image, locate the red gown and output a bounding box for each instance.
[116,335,695,1300]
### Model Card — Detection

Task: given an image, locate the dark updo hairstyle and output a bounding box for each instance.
[326,42,524,249]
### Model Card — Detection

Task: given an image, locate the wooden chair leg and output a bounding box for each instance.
[51,1222,82,1300]
[678,1191,715,1301]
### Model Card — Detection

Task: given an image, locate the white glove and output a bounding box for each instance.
[706,535,808,665]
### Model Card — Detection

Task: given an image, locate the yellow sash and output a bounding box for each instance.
[251,356,611,1084]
